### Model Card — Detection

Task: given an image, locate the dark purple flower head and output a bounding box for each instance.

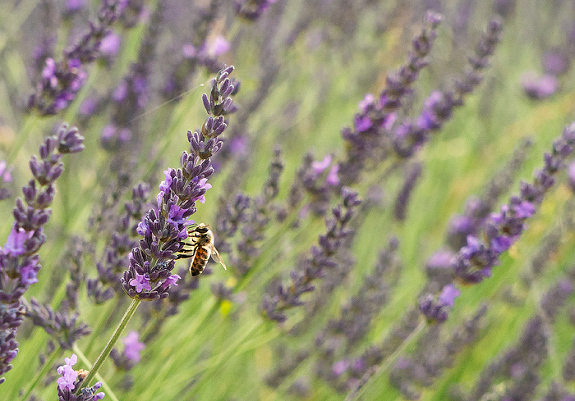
[261,187,361,323]
[29,58,87,115]
[339,12,443,185]
[122,67,237,300]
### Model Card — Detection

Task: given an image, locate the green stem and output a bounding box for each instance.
[345,320,426,401]
[21,346,63,400]
[84,299,120,356]
[73,344,120,401]
[76,298,141,393]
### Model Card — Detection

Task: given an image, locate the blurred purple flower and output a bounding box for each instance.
[205,35,230,58]
[326,164,339,186]
[542,50,570,76]
[2,226,32,257]
[56,353,105,399]
[0,161,12,183]
[522,72,558,99]
[182,43,197,58]
[438,284,460,307]
[568,162,575,192]
[122,331,145,363]
[311,155,332,174]
[99,31,122,57]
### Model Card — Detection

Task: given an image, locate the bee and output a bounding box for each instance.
[176,223,227,276]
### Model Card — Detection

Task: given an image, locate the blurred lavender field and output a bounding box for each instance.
[1,0,575,400]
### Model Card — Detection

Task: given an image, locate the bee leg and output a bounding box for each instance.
[175,246,197,260]
[175,254,194,260]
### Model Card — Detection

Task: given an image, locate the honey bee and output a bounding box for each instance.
[176,223,227,276]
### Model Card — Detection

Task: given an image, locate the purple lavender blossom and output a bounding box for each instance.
[99,31,122,59]
[446,137,533,251]
[569,162,575,193]
[0,123,84,384]
[24,298,91,349]
[102,2,164,152]
[56,354,105,400]
[161,1,228,100]
[0,161,12,201]
[57,354,79,392]
[542,50,570,77]
[121,66,237,300]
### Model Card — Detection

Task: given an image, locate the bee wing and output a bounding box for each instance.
[209,244,227,270]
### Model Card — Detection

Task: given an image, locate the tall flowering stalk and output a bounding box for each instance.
[28,0,127,115]
[420,123,575,323]
[393,17,503,157]
[76,66,237,392]
[0,124,85,384]
[339,11,443,186]
[261,187,361,323]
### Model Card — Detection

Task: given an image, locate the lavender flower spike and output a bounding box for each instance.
[339,11,442,185]
[0,124,84,384]
[121,66,237,300]
[420,122,575,323]
[261,187,361,323]
[28,0,127,115]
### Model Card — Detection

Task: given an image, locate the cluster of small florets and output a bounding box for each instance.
[56,354,105,400]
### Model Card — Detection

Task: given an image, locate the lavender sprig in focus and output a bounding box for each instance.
[76,67,237,393]
[420,123,575,323]
[121,65,237,300]
[0,123,84,384]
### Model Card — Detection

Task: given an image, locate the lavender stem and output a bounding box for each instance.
[345,320,426,401]
[76,298,141,393]
[6,115,41,164]
[83,299,119,356]
[72,343,120,401]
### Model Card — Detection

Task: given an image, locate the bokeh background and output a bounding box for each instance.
[1,0,575,400]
